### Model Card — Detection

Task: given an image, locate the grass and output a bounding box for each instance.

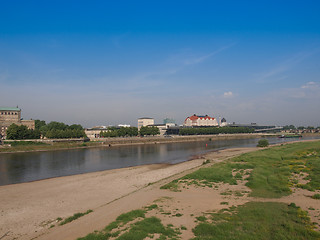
[0,141,102,153]
[3,141,49,146]
[59,210,93,226]
[192,202,320,240]
[312,193,320,199]
[78,208,180,240]
[116,217,178,240]
[160,180,180,192]
[161,141,320,198]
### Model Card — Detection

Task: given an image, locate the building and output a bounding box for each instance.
[85,126,108,139]
[220,118,228,127]
[150,123,177,136]
[184,114,218,127]
[163,118,175,125]
[0,107,35,139]
[137,117,154,130]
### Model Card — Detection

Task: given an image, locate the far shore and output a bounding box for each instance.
[0,133,278,154]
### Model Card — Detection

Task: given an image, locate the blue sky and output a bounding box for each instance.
[1,1,320,127]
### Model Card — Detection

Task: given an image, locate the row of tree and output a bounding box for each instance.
[35,120,86,139]
[100,126,160,138]
[6,120,86,140]
[179,126,255,135]
[282,125,319,130]
[100,127,139,137]
[6,124,41,140]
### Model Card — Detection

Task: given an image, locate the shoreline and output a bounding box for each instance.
[0,133,276,154]
[1,139,318,240]
[0,145,259,240]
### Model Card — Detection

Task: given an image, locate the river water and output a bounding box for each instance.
[0,136,318,186]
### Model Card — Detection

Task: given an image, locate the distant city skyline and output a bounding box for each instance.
[1,1,320,128]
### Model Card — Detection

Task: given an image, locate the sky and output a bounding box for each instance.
[0,0,320,128]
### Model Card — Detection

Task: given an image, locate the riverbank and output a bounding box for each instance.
[0,146,257,240]
[1,139,319,240]
[0,133,274,154]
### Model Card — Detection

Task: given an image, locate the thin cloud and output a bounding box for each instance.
[272,81,320,100]
[301,81,318,89]
[223,91,234,98]
[256,48,320,83]
[183,43,236,66]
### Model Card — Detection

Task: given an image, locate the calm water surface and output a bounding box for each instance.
[0,136,318,186]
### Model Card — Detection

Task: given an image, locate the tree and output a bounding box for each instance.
[35,120,46,130]
[283,125,296,130]
[139,126,160,136]
[6,124,40,140]
[69,124,83,130]
[257,139,269,147]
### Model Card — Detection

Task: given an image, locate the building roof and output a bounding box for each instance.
[185,114,215,121]
[138,117,154,120]
[0,107,21,111]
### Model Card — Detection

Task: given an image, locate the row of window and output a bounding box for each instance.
[0,112,18,115]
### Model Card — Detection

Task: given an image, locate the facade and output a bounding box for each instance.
[137,117,154,130]
[0,107,35,139]
[220,118,228,127]
[85,126,108,140]
[151,123,176,136]
[184,114,218,127]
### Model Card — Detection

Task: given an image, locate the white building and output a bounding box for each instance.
[137,117,154,130]
[184,114,218,127]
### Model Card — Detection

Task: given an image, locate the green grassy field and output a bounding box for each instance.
[192,202,320,240]
[78,207,181,240]
[72,141,320,239]
[162,140,320,198]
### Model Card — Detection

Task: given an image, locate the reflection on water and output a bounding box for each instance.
[0,136,318,186]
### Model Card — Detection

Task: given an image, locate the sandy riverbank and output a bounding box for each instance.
[0,146,257,240]
[1,140,319,240]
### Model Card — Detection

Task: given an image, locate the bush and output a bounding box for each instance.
[257,139,269,147]
[312,194,320,199]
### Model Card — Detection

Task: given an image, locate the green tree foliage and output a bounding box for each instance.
[45,129,86,139]
[283,125,296,130]
[139,126,160,136]
[35,120,86,139]
[34,120,46,130]
[68,124,83,130]
[257,139,269,147]
[179,126,254,135]
[100,127,139,138]
[6,124,41,140]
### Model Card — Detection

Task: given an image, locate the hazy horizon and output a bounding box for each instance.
[1,1,320,128]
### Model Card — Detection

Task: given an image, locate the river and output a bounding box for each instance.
[0,136,318,186]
